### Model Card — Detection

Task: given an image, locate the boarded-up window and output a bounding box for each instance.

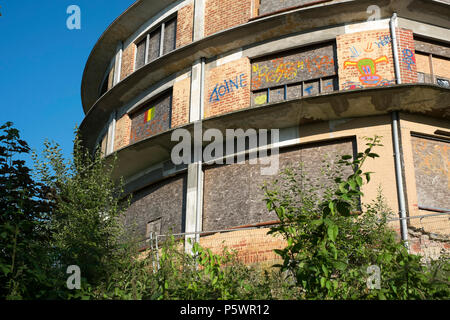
[203,138,356,231]
[130,91,172,144]
[411,134,450,211]
[163,17,177,55]
[134,14,178,70]
[259,0,322,16]
[251,43,338,105]
[414,37,450,87]
[124,174,187,239]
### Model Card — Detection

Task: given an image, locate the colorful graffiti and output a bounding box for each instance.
[343,56,389,86]
[375,35,392,48]
[402,48,416,71]
[144,107,155,123]
[209,73,247,103]
[251,55,335,90]
[349,46,361,58]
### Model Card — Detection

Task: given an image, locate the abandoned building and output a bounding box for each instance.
[79,0,450,263]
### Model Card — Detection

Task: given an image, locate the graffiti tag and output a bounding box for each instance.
[209,73,247,103]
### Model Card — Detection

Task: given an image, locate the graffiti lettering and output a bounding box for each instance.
[402,48,416,71]
[349,46,361,58]
[251,55,335,90]
[210,74,247,103]
[375,35,391,48]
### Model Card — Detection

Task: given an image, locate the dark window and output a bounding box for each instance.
[134,14,177,70]
[250,42,338,105]
[129,90,173,144]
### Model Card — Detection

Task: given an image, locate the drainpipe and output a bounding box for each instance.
[390,13,409,248]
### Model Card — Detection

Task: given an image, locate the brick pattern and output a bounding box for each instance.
[396,28,417,84]
[176,3,194,48]
[337,29,396,90]
[121,44,136,80]
[204,0,252,37]
[114,114,131,151]
[204,57,251,118]
[199,228,286,265]
[171,76,191,128]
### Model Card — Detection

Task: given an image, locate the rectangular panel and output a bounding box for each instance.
[124,174,187,239]
[148,26,161,63]
[411,135,450,210]
[130,91,172,144]
[135,38,146,69]
[251,43,336,90]
[203,138,356,231]
[163,16,177,55]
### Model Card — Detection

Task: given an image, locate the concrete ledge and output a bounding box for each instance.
[103,84,449,182]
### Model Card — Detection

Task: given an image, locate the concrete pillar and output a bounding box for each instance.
[113,42,123,86]
[185,58,205,252]
[106,111,116,155]
[193,0,205,42]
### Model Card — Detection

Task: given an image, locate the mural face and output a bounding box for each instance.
[338,30,396,90]
[344,56,389,86]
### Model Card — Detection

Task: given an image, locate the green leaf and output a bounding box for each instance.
[327,224,338,243]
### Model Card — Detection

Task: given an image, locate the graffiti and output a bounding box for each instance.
[375,35,391,48]
[209,73,247,103]
[304,85,314,95]
[365,42,374,53]
[349,46,361,58]
[254,94,267,105]
[413,139,450,189]
[402,48,416,71]
[342,79,394,90]
[323,80,334,91]
[251,55,335,90]
[344,56,389,86]
[144,107,155,123]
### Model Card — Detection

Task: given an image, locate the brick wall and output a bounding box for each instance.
[396,28,417,84]
[199,228,286,265]
[204,0,252,37]
[204,57,251,118]
[176,3,194,48]
[121,44,136,80]
[114,114,131,151]
[337,29,396,90]
[172,76,191,127]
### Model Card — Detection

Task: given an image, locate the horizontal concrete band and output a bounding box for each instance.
[103,84,449,184]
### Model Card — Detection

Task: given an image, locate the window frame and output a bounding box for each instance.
[133,13,178,71]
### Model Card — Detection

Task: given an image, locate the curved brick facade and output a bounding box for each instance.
[81,0,450,262]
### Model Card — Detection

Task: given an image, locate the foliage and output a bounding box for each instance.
[0,122,53,299]
[263,136,450,299]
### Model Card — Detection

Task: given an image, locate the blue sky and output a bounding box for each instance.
[0,0,135,165]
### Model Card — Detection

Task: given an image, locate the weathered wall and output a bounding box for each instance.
[204,57,251,118]
[114,114,131,151]
[396,28,417,84]
[400,113,450,236]
[258,0,326,16]
[176,2,194,48]
[172,74,191,127]
[121,44,136,80]
[204,0,252,37]
[337,29,396,90]
[130,92,172,144]
[124,174,187,239]
[202,138,355,231]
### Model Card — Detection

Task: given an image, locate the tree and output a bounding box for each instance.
[0,122,53,299]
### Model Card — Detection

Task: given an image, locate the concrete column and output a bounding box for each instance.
[185,58,205,252]
[193,0,205,42]
[113,42,123,86]
[106,111,116,155]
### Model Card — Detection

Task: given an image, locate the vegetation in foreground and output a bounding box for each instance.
[0,122,448,300]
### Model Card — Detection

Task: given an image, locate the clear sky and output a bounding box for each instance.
[0,0,135,165]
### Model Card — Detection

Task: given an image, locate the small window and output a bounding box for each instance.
[146,218,162,239]
[134,14,178,70]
